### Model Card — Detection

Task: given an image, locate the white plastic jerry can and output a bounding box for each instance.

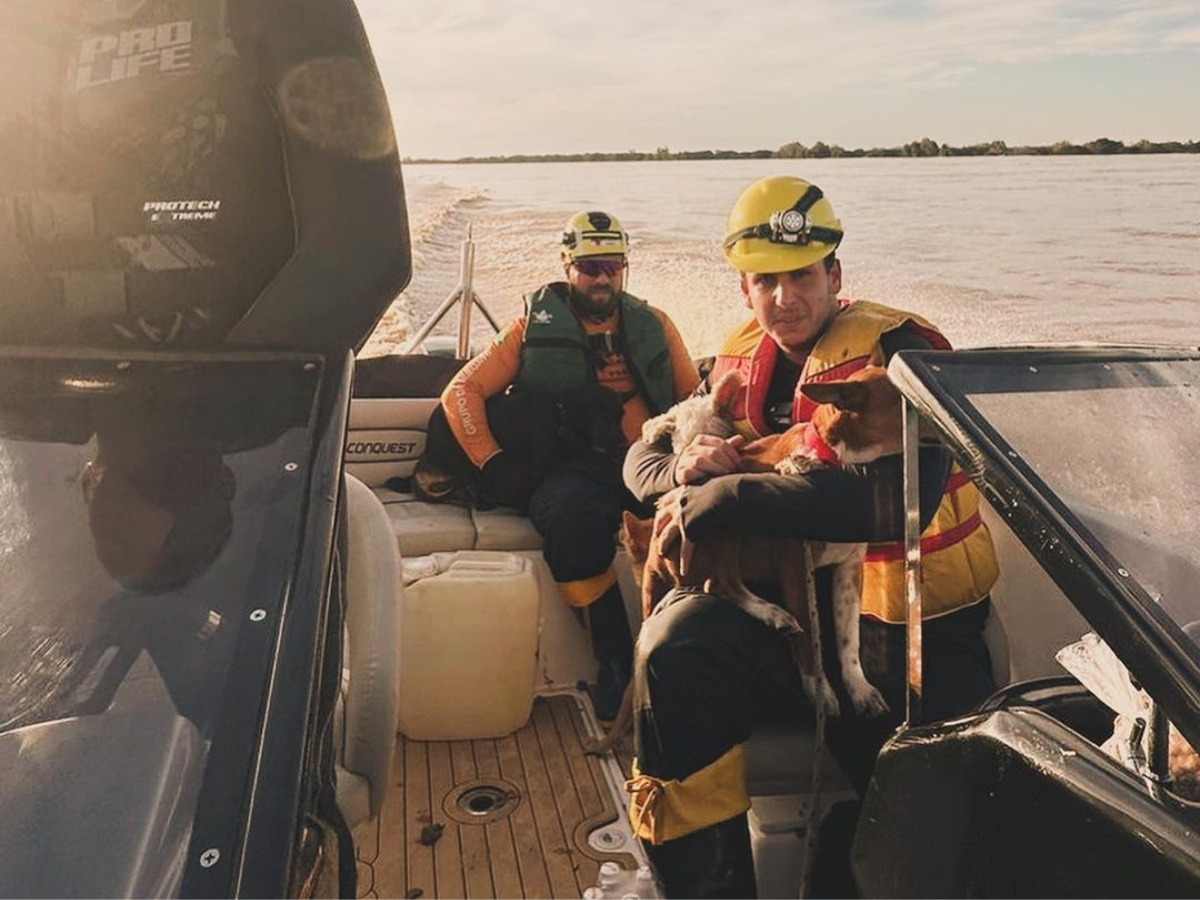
[396,551,539,740]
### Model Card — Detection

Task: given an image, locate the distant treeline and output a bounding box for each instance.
[404,137,1200,164]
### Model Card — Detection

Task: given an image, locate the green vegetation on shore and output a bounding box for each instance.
[404,137,1200,165]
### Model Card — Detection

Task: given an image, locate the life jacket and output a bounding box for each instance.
[513,283,675,415]
[711,299,998,623]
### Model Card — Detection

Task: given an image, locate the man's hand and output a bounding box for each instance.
[654,486,694,577]
[673,434,745,485]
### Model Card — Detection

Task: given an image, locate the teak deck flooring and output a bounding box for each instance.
[357,693,638,899]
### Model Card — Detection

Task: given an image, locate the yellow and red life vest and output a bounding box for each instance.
[710,299,998,623]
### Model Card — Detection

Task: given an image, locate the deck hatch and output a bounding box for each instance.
[445,780,523,825]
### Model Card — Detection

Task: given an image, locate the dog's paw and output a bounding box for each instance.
[641,413,675,445]
[846,678,890,718]
[726,587,803,634]
[803,673,841,717]
[775,454,805,476]
[775,452,821,476]
[756,601,803,635]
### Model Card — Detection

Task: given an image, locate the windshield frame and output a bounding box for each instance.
[889,345,1200,758]
[0,347,337,897]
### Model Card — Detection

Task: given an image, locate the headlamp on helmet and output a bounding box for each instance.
[723,176,844,273]
[724,184,842,251]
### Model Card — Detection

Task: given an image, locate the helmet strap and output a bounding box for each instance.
[724,183,843,252]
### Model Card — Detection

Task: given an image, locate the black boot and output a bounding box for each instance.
[586,584,633,722]
[645,813,758,899]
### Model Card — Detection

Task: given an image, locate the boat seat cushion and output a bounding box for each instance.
[346,397,434,488]
[350,394,546,555]
[473,506,544,551]
[373,487,545,556]
[375,488,479,557]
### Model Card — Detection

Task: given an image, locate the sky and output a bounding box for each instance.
[354,0,1200,160]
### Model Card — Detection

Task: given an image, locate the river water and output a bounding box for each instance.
[360,156,1200,359]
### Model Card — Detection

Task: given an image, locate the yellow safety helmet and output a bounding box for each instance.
[561,210,629,261]
[723,176,843,273]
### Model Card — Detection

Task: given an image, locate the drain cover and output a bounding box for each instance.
[443,779,523,825]
[588,825,629,853]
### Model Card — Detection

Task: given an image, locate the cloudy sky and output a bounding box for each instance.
[355,0,1200,160]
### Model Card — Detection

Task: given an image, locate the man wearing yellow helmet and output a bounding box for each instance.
[622,176,999,897]
[440,211,700,721]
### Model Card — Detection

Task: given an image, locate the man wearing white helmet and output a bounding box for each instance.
[622,177,999,897]
[441,211,699,721]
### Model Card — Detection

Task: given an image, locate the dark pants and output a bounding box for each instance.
[527,471,632,587]
[635,573,995,794]
[527,471,651,713]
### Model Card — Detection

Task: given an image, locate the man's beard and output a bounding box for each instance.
[568,283,619,320]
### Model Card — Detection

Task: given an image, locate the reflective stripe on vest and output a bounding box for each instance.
[861,468,998,623]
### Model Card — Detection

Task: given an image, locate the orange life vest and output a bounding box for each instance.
[710,299,998,622]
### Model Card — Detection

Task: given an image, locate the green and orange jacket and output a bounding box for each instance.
[441,284,699,468]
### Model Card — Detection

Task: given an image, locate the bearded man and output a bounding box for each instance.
[439,210,699,720]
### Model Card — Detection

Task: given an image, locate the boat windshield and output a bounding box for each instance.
[0,353,318,897]
[955,355,1200,633]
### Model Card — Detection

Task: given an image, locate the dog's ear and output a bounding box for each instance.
[711,370,743,418]
[802,380,870,413]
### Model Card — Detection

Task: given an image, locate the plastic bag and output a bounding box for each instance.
[1057,632,1200,798]
[1055,632,1150,769]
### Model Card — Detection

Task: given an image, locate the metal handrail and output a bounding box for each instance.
[903,396,923,726]
[401,225,501,358]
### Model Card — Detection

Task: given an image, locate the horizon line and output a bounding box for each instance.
[403,136,1200,165]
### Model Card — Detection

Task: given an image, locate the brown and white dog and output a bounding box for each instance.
[587,367,902,753]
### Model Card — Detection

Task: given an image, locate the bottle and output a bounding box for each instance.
[598,861,622,897]
[635,865,656,898]
[592,860,660,899]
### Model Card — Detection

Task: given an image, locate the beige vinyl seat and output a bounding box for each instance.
[344,393,605,694]
[373,486,544,557]
[334,475,402,830]
[347,396,546,556]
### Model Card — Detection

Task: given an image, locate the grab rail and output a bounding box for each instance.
[401,225,501,358]
[903,396,923,726]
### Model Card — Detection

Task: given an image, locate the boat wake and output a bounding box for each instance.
[361,182,488,357]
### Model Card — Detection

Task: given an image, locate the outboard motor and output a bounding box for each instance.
[0,2,409,897]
